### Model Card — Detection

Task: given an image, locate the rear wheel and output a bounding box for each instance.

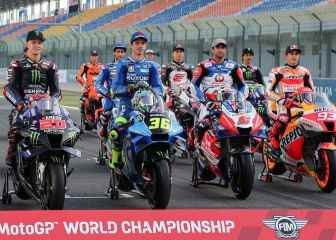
[231,154,255,200]
[315,150,336,193]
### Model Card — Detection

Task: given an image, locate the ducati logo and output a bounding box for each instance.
[214,74,225,82]
[263,216,308,239]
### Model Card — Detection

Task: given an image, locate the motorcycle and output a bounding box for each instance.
[192,86,267,199]
[104,82,183,209]
[80,85,103,132]
[246,83,270,152]
[169,85,197,160]
[246,83,269,125]
[2,94,81,209]
[260,87,336,193]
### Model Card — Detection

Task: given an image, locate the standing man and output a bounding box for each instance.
[76,50,103,117]
[240,48,264,85]
[3,31,60,167]
[95,44,127,138]
[145,49,156,61]
[267,44,314,154]
[109,32,164,169]
[240,48,268,125]
[192,39,247,142]
[163,43,195,110]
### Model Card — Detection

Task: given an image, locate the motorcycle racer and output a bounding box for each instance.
[3,31,60,167]
[192,38,247,142]
[267,44,314,154]
[95,44,127,138]
[109,32,164,169]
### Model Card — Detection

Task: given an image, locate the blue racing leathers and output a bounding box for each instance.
[108,56,164,169]
[112,56,164,117]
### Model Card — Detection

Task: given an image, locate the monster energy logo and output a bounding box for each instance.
[68,132,78,146]
[244,70,253,80]
[32,69,41,84]
[30,131,40,145]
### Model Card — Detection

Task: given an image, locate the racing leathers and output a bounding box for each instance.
[240,64,264,86]
[3,55,60,166]
[95,59,120,138]
[76,62,102,115]
[163,61,197,151]
[267,64,314,151]
[240,64,268,125]
[163,61,196,110]
[192,58,247,142]
[109,57,164,169]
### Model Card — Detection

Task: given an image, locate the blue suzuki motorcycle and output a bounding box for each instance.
[105,82,183,209]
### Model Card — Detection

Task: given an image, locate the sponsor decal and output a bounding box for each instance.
[263,216,308,239]
[31,69,41,84]
[280,126,303,149]
[214,74,225,82]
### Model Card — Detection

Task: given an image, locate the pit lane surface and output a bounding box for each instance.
[0,98,335,210]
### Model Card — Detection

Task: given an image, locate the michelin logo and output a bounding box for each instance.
[263,216,308,239]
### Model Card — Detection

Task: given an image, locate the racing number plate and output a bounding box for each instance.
[148,116,171,130]
[40,119,66,130]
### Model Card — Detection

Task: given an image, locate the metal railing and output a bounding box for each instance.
[0,3,336,78]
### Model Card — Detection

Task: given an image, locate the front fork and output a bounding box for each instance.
[220,139,231,185]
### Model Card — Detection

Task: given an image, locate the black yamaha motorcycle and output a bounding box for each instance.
[2,94,81,210]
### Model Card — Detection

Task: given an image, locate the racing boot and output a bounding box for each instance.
[5,128,18,167]
[268,116,287,159]
[98,111,111,138]
[80,95,85,115]
[107,116,128,170]
[194,118,211,146]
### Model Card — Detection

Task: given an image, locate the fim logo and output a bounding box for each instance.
[263,216,308,239]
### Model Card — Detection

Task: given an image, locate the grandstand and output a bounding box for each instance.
[0,0,331,40]
[0,0,335,79]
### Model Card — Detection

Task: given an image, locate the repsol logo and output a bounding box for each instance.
[280,126,303,149]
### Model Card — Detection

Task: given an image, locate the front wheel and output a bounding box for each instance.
[231,153,255,200]
[315,149,336,193]
[42,163,66,210]
[147,160,171,209]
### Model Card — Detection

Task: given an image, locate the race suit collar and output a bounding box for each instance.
[129,56,145,63]
[172,60,184,66]
[285,63,299,69]
[210,57,228,64]
[242,63,253,68]
[25,55,42,64]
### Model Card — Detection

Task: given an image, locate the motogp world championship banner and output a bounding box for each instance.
[0,209,335,240]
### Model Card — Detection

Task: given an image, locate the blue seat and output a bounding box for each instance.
[245,0,324,14]
[82,0,154,32]
[137,0,216,26]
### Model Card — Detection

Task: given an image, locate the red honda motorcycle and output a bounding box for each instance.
[260,87,336,192]
[192,86,267,199]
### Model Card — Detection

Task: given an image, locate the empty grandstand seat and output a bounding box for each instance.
[137,0,216,26]
[245,0,324,14]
